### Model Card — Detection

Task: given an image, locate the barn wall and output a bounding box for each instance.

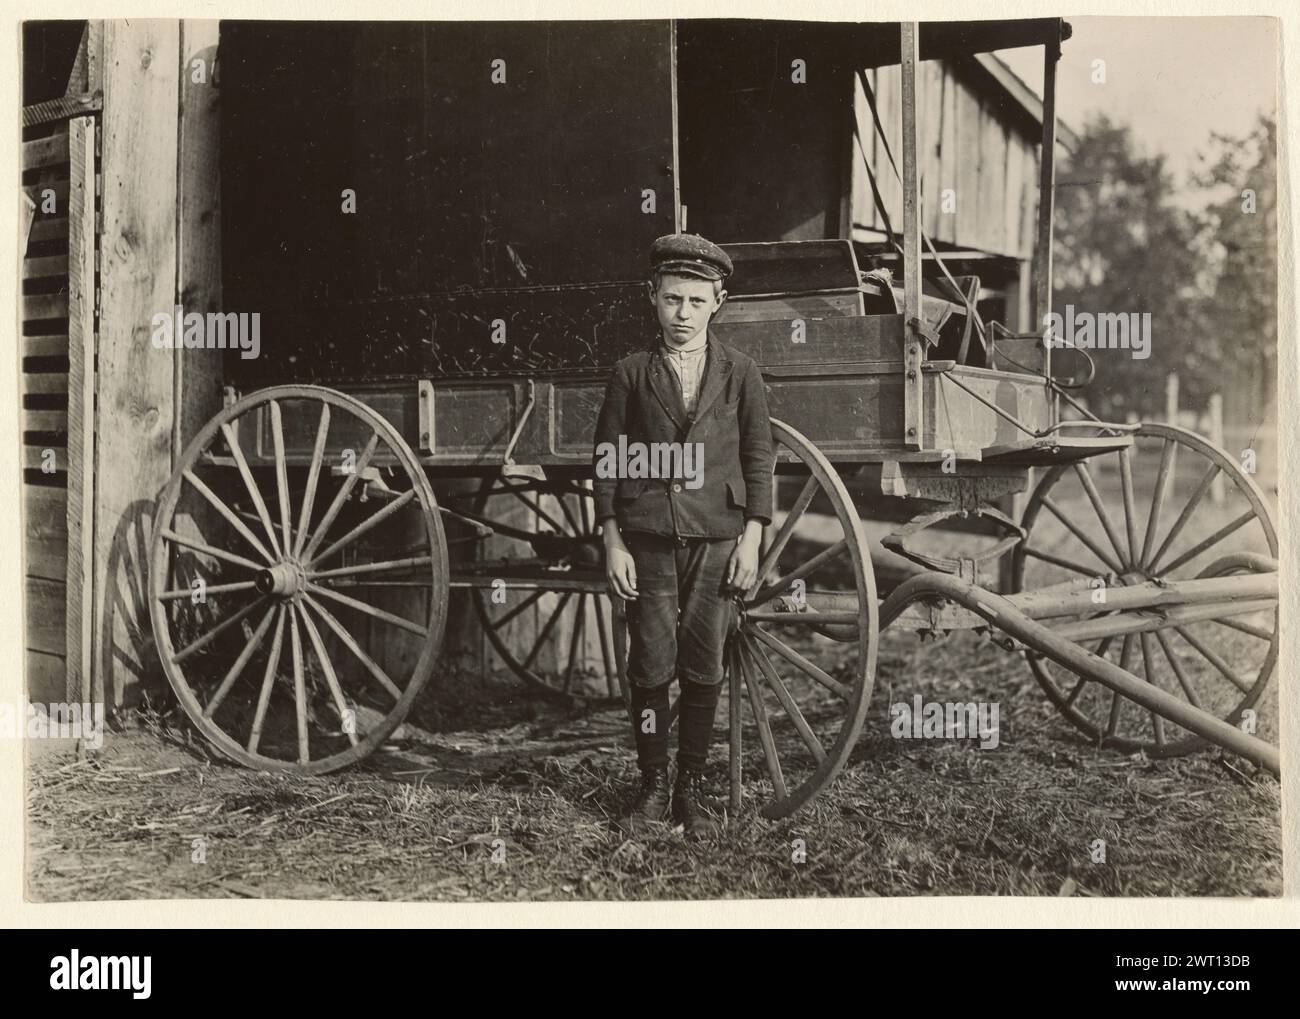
[852,58,1039,261]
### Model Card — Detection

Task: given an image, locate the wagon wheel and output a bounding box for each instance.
[461,475,627,709]
[728,419,878,819]
[1010,422,1277,756]
[150,385,449,773]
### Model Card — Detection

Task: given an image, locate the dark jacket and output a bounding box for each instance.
[592,334,775,539]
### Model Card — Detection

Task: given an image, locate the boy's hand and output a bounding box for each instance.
[603,525,638,600]
[726,523,763,593]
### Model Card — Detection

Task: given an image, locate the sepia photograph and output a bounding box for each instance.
[15,10,1283,906]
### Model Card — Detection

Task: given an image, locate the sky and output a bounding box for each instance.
[997,17,1278,195]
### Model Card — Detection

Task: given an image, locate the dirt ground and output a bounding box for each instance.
[26,626,1280,902]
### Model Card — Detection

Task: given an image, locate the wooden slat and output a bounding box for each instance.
[28,217,69,245]
[23,293,69,321]
[900,23,923,450]
[25,486,69,583]
[26,650,68,703]
[23,254,69,280]
[23,446,68,472]
[24,334,69,358]
[23,409,69,433]
[24,373,70,395]
[23,90,102,128]
[27,578,69,656]
[66,114,98,704]
[22,133,69,172]
[23,180,71,212]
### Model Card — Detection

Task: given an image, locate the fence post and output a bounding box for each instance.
[1165,373,1179,426]
[1207,393,1225,505]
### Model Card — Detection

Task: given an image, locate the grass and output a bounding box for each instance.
[26,627,1280,902]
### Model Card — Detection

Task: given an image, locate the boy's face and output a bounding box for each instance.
[649,274,726,348]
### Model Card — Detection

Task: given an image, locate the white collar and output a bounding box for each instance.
[662,334,708,357]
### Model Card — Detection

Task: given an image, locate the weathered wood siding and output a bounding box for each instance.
[852,59,1039,260]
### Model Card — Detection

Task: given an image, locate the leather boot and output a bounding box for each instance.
[622,765,671,833]
[672,766,722,837]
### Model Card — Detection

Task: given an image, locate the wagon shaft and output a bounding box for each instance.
[878,556,1280,776]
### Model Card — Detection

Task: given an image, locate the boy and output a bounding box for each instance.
[592,233,774,836]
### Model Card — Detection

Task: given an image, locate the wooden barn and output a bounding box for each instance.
[19,18,1073,707]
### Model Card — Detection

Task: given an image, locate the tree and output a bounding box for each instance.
[1052,115,1213,417]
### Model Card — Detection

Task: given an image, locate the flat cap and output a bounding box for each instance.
[650,233,733,282]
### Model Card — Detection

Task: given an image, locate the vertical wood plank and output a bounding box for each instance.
[938,63,958,244]
[176,20,223,453]
[95,19,181,709]
[1033,37,1060,330]
[900,23,923,449]
[65,115,96,704]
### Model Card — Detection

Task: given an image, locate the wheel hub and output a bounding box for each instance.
[255,560,308,599]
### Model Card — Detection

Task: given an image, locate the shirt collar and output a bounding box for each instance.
[660,331,709,358]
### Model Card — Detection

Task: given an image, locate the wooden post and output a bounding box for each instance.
[1207,393,1225,505]
[899,22,923,450]
[94,20,181,708]
[1032,31,1060,428]
[176,20,223,451]
[1165,372,1180,426]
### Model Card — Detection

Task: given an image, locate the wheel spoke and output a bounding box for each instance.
[507,487,567,535]
[309,489,417,566]
[269,400,294,555]
[204,603,278,718]
[521,592,572,671]
[742,636,826,764]
[748,625,850,699]
[1040,496,1124,575]
[1172,625,1250,693]
[1139,437,1177,566]
[1022,545,1099,577]
[1138,632,1166,746]
[163,530,263,572]
[1105,635,1138,737]
[246,606,286,754]
[293,403,331,557]
[172,596,267,663]
[728,644,743,813]
[561,595,587,694]
[1153,628,1202,709]
[1072,462,1130,569]
[300,432,381,561]
[298,600,359,746]
[593,596,618,700]
[487,588,546,630]
[310,555,432,581]
[751,475,819,595]
[158,580,256,602]
[220,420,283,558]
[1118,447,1142,569]
[754,539,848,605]
[1154,510,1255,577]
[1212,615,1274,641]
[288,605,310,764]
[736,643,787,799]
[1146,462,1220,572]
[308,582,429,638]
[181,468,276,564]
[303,595,403,701]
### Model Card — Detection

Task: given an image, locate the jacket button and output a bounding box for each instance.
[672,483,682,493]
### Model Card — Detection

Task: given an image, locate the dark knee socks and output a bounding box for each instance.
[630,678,722,773]
[630,682,671,770]
[676,678,722,772]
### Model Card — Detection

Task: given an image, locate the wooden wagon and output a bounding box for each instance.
[149,18,1279,818]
